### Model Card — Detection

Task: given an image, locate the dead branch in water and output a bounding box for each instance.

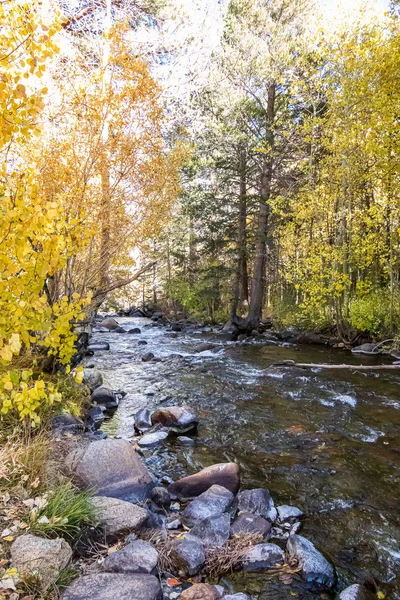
[271,360,400,371]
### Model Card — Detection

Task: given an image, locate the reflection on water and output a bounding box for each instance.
[87,318,400,598]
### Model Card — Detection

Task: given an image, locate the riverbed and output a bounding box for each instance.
[86,318,400,599]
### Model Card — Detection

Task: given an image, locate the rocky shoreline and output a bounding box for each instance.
[6,315,383,600]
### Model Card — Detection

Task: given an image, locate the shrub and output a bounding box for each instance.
[349,290,400,336]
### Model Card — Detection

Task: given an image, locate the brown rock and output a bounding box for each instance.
[181,584,222,600]
[168,463,240,500]
[151,405,198,433]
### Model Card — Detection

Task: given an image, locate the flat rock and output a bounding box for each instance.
[181,484,234,527]
[91,496,148,536]
[277,505,303,523]
[180,583,221,600]
[338,584,377,600]
[66,439,153,501]
[11,534,72,590]
[168,463,240,500]
[138,431,168,447]
[287,534,335,588]
[134,408,153,432]
[230,512,272,539]
[241,543,284,571]
[62,573,162,600]
[84,369,103,391]
[236,488,277,522]
[103,540,158,574]
[88,342,110,351]
[100,317,119,330]
[151,405,198,433]
[188,513,230,548]
[171,537,205,576]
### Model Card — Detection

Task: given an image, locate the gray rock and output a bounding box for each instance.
[277,505,303,523]
[139,431,168,447]
[287,534,335,588]
[188,513,230,548]
[171,537,205,576]
[146,511,167,531]
[338,584,377,600]
[225,595,250,600]
[134,408,153,432]
[177,436,195,446]
[167,518,181,530]
[11,534,72,590]
[351,343,380,355]
[62,573,162,600]
[181,484,234,527]
[91,386,117,408]
[66,439,153,501]
[142,352,155,362]
[103,540,158,574]
[151,405,198,433]
[84,369,103,391]
[168,463,240,500]
[87,406,105,429]
[128,328,141,334]
[241,543,284,571]
[91,496,148,536]
[230,512,272,539]
[100,317,119,330]
[88,343,110,351]
[236,488,277,522]
[51,413,84,435]
[138,340,148,345]
[114,326,127,333]
[150,486,171,508]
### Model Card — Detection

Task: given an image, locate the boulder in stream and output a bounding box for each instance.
[168,463,240,500]
[134,408,153,432]
[99,317,119,330]
[66,438,153,501]
[241,543,284,571]
[63,573,162,600]
[128,328,141,334]
[103,540,158,574]
[87,342,110,351]
[181,484,234,527]
[91,386,118,409]
[338,584,377,600]
[230,512,272,539]
[150,405,198,433]
[84,369,103,391]
[142,352,155,362]
[236,488,277,522]
[287,534,336,588]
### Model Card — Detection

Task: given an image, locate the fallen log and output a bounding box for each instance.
[270,360,400,370]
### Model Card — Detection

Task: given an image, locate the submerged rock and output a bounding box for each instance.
[151,405,198,433]
[168,463,240,500]
[338,584,377,600]
[103,540,158,574]
[91,496,148,536]
[230,512,272,539]
[241,543,284,571]
[181,484,234,527]
[236,488,277,522]
[138,431,168,447]
[171,538,205,576]
[66,438,153,501]
[63,573,162,600]
[11,534,72,590]
[188,513,231,548]
[287,534,336,588]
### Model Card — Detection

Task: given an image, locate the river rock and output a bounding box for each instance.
[11,534,72,589]
[88,342,110,351]
[142,352,155,362]
[51,413,84,435]
[351,343,380,355]
[91,496,148,536]
[62,573,162,600]
[100,317,119,330]
[134,408,153,432]
[128,328,141,334]
[103,540,158,574]
[277,505,303,523]
[92,386,117,408]
[195,342,217,353]
[66,438,153,501]
[236,488,277,522]
[188,513,230,548]
[181,484,234,527]
[181,584,221,600]
[150,486,171,508]
[241,543,284,571]
[139,340,148,345]
[225,596,249,600]
[177,436,195,446]
[171,537,205,576]
[151,405,198,433]
[84,369,103,391]
[168,463,240,500]
[87,405,105,429]
[138,431,168,447]
[230,512,272,539]
[287,534,335,588]
[114,326,127,333]
[338,584,377,600]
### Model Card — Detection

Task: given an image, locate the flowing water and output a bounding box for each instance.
[87,317,400,599]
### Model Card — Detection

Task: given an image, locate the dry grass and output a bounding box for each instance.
[0,432,50,493]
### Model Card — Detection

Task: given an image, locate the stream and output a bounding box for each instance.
[86,317,400,599]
